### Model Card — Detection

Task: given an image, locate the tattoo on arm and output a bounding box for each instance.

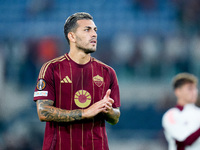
[105,108,120,125]
[37,100,82,122]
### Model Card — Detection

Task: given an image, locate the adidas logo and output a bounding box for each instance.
[61,76,72,83]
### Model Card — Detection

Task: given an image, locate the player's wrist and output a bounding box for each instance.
[104,107,113,115]
[81,109,87,119]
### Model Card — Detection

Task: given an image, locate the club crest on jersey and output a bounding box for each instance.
[36,79,46,91]
[93,75,104,87]
[74,90,91,108]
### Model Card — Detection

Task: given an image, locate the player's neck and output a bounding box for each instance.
[68,49,91,65]
[177,99,193,107]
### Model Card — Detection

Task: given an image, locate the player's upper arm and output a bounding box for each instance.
[105,107,120,125]
[33,62,56,102]
[115,107,120,118]
[36,99,54,121]
[37,99,54,107]
[113,107,120,114]
[108,67,120,108]
[162,108,192,141]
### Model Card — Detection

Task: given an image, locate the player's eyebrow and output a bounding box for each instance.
[84,26,97,31]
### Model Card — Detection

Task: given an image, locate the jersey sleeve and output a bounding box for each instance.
[176,128,200,146]
[109,68,121,108]
[162,108,199,142]
[33,62,55,102]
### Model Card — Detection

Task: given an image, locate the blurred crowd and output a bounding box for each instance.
[1,33,200,85]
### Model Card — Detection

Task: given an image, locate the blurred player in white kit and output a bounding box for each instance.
[162,73,200,150]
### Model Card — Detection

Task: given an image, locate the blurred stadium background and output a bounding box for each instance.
[1,0,200,149]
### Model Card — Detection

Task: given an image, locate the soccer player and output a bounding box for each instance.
[33,12,120,150]
[162,73,200,150]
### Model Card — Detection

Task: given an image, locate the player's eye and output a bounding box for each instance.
[84,29,89,31]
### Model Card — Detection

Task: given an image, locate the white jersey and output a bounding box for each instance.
[162,104,200,150]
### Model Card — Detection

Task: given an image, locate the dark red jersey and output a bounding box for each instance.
[34,53,120,150]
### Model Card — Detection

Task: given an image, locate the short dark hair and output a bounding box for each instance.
[64,12,93,44]
[172,73,198,89]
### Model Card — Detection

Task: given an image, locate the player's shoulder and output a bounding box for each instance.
[162,107,181,125]
[163,107,181,118]
[92,57,116,73]
[185,104,200,115]
[38,54,67,79]
[44,54,67,66]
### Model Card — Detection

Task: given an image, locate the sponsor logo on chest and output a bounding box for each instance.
[74,90,91,108]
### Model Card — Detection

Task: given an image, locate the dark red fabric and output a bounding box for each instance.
[175,105,184,111]
[176,128,200,150]
[176,140,185,150]
[34,53,120,150]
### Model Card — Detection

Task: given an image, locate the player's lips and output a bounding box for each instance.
[90,39,97,44]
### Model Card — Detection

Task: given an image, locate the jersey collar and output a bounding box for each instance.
[175,105,184,111]
[65,53,92,68]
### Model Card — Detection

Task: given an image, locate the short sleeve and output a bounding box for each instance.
[33,62,55,102]
[109,68,121,108]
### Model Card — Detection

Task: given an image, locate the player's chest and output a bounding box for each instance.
[53,64,110,109]
[53,64,108,88]
[179,109,200,127]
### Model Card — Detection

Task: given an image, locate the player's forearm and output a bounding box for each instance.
[176,127,200,146]
[105,108,120,125]
[37,100,82,122]
[39,106,83,122]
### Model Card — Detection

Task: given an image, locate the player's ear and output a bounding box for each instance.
[68,32,76,43]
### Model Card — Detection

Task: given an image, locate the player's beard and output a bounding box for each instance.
[75,37,97,54]
[76,43,96,54]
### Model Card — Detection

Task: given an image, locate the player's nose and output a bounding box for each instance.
[91,30,97,37]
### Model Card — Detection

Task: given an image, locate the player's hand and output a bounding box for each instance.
[102,89,114,113]
[82,89,114,119]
